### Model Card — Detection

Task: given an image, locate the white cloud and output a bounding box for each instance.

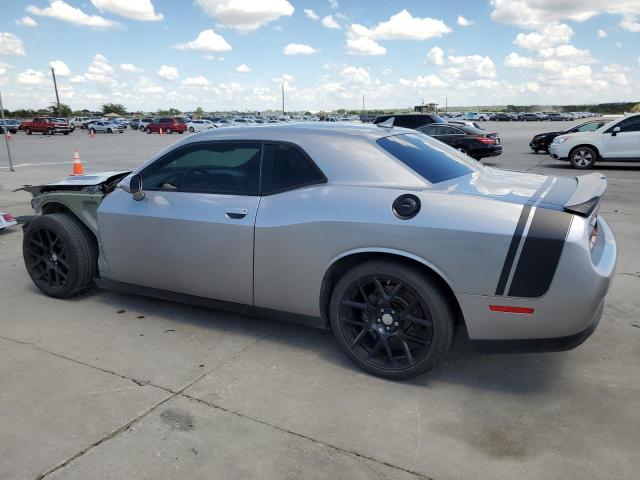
[157,65,179,80]
[514,22,573,50]
[283,43,318,55]
[457,15,473,26]
[490,0,640,27]
[619,15,640,32]
[70,75,87,83]
[91,0,163,21]
[85,54,116,84]
[596,29,607,38]
[27,0,118,29]
[348,10,451,41]
[602,64,630,86]
[174,29,232,52]
[0,32,26,56]
[382,68,392,76]
[345,37,386,56]
[399,74,447,89]
[340,66,370,85]
[447,54,497,79]
[49,60,71,76]
[328,0,338,8]
[426,46,444,66]
[504,52,535,68]
[182,76,211,87]
[615,42,622,48]
[304,9,319,20]
[322,15,340,29]
[236,64,251,73]
[16,16,38,27]
[195,0,294,32]
[120,63,139,72]
[17,69,45,85]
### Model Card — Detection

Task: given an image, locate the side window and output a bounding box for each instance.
[141,142,262,195]
[436,126,456,135]
[395,116,416,129]
[617,117,640,133]
[418,125,438,136]
[575,123,600,132]
[261,143,325,195]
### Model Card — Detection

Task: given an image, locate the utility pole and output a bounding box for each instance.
[51,67,61,112]
[362,95,365,112]
[281,84,285,115]
[0,89,14,171]
[445,97,448,114]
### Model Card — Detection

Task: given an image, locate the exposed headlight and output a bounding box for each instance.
[554,136,568,143]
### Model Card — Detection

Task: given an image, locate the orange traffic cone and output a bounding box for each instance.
[6,131,13,141]
[72,149,84,176]
[89,130,95,139]
[159,128,164,135]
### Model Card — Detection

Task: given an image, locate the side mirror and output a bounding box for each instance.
[611,126,620,136]
[122,174,145,201]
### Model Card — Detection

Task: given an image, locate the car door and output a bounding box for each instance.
[601,116,640,159]
[433,125,462,148]
[97,141,262,304]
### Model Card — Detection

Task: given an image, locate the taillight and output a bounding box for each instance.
[476,137,495,145]
[2,213,15,222]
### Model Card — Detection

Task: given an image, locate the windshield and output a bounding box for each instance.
[377,133,479,184]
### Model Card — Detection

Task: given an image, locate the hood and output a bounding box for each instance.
[534,131,561,138]
[18,171,131,195]
[438,167,577,210]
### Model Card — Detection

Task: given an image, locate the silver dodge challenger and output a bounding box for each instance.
[21,123,617,379]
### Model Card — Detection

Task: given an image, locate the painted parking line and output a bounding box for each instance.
[0,161,73,170]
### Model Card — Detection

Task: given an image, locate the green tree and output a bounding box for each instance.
[49,102,72,117]
[193,106,204,118]
[156,107,182,116]
[631,103,640,113]
[101,103,127,116]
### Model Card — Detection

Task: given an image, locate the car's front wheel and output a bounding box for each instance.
[146,128,152,134]
[330,260,455,380]
[23,214,97,298]
[570,146,596,169]
[189,126,195,132]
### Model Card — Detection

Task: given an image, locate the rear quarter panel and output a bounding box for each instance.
[253,184,522,317]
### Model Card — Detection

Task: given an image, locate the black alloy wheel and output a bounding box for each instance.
[330,260,454,380]
[23,214,97,298]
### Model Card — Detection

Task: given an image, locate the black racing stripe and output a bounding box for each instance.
[507,208,573,298]
[495,204,532,295]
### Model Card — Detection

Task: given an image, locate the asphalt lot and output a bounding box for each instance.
[0,121,639,480]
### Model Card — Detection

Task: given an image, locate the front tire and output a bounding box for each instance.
[570,146,596,169]
[329,260,455,380]
[146,127,152,134]
[23,214,97,298]
[189,127,195,132]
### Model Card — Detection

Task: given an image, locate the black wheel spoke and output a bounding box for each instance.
[28,237,45,249]
[384,341,398,368]
[406,315,432,328]
[386,282,403,303]
[350,328,369,348]
[57,256,69,268]
[341,300,367,311]
[399,336,414,366]
[366,338,384,360]
[373,277,386,302]
[403,333,430,346]
[341,317,367,327]
[357,282,372,306]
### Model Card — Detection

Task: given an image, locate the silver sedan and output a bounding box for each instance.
[21,123,616,379]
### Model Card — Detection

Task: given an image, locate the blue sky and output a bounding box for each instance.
[0,0,639,111]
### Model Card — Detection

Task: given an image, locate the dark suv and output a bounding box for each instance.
[146,117,187,134]
[373,113,445,130]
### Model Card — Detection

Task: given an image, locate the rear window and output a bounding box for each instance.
[377,133,477,184]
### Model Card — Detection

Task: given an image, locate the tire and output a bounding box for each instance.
[189,127,195,132]
[146,128,152,134]
[178,131,183,134]
[532,149,539,153]
[26,128,32,135]
[107,128,113,134]
[23,214,97,299]
[329,260,455,380]
[570,146,597,169]
[47,128,53,135]
[63,132,69,136]
[166,128,172,134]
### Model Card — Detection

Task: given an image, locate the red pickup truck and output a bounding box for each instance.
[21,117,73,135]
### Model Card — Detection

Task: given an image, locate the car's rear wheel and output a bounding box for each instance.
[146,128,152,134]
[23,214,97,298]
[330,260,454,380]
[189,126,195,132]
[166,128,172,134]
[47,128,53,135]
[107,128,113,133]
[570,146,596,169]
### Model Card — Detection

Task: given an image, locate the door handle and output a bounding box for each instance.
[225,208,248,219]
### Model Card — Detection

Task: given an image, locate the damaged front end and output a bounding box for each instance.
[17,171,131,235]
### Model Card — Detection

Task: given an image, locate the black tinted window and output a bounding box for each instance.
[261,144,324,194]
[377,134,476,184]
[417,125,439,136]
[617,116,640,133]
[141,142,261,195]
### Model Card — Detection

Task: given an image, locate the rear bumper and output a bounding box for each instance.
[457,215,616,349]
[474,146,503,159]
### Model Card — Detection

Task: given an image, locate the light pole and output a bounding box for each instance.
[0,89,14,172]
[51,67,61,112]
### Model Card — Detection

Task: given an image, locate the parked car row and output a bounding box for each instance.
[442,111,599,121]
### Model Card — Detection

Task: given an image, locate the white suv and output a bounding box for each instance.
[549,113,640,169]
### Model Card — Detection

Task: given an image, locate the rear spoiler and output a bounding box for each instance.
[564,173,606,217]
